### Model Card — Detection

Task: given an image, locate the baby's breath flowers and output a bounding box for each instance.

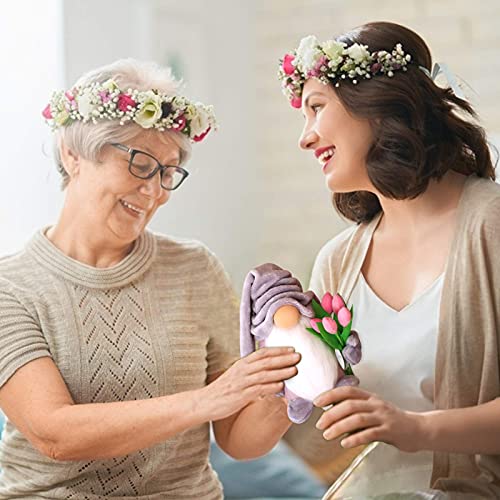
[278,35,412,107]
[42,79,217,143]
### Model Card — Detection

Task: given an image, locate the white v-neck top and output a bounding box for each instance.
[332,271,444,497]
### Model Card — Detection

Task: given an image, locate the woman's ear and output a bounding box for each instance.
[59,141,81,179]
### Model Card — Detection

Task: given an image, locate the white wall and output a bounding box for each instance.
[62,0,259,291]
[0,0,64,255]
[3,0,499,291]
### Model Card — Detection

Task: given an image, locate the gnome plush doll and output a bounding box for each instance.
[240,263,359,424]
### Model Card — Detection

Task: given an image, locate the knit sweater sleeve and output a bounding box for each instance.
[431,177,500,494]
[200,249,240,376]
[0,280,52,389]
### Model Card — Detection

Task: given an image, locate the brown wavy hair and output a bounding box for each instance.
[329,21,497,223]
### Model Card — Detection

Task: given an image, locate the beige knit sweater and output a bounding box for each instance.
[0,229,240,499]
[309,175,500,499]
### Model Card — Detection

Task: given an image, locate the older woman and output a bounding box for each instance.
[0,59,300,499]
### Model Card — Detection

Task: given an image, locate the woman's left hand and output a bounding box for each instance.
[314,386,425,452]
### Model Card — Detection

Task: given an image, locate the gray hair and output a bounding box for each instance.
[54,59,192,189]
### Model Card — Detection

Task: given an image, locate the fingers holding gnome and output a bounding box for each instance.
[240,263,362,424]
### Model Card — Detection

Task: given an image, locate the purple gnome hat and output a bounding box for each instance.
[240,263,315,356]
[240,263,317,423]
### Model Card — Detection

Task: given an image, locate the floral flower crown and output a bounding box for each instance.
[278,35,412,108]
[42,78,217,143]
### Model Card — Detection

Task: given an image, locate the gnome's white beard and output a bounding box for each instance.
[264,318,340,401]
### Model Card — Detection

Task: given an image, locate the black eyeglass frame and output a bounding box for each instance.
[110,142,189,190]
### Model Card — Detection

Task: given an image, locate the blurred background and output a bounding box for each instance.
[1,0,499,293]
[1,1,499,495]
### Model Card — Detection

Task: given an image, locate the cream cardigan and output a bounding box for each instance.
[309,174,500,498]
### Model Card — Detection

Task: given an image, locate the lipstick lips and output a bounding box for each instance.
[314,145,335,159]
[314,145,336,173]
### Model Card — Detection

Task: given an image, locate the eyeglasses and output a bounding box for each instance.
[110,143,189,190]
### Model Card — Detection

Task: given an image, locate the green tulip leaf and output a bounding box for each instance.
[344,364,354,376]
[311,299,330,319]
[317,322,343,350]
[306,327,340,354]
[305,327,323,340]
[341,322,352,342]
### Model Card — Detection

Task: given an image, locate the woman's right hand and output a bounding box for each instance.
[203,347,301,421]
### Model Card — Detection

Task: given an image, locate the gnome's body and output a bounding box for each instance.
[240,263,345,424]
[265,315,342,402]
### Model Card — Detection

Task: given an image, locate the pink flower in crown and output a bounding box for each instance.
[338,306,351,327]
[174,114,187,131]
[193,126,211,142]
[98,90,111,104]
[320,292,333,314]
[282,54,296,75]
[42,104,53,119]
[332,294,345,314]
[64,90,78,111]
[290,96,302,109]
[314,55,328,72]
[117,93,137,112]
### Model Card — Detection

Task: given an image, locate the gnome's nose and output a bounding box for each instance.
[273,305,301,329]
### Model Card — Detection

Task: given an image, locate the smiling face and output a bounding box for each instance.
[62,129,181,246]
[299,78,375,194]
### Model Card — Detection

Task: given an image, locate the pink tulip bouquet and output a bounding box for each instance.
[307,292,361,378]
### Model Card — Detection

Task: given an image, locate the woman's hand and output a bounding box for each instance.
[314,386,424,452]
[202,347,300,422]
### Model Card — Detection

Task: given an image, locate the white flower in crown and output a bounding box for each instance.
[296,35,322,73]
[54,109,70,127]
[102,78,119,92]
[43,82,217,142]
[135,91,163,128]
[184,103,198,120]
[321,40,346,68]
[76,89,96,119]
[189,104,212,140]
[345,43,371,64]
[278,37,414,106]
